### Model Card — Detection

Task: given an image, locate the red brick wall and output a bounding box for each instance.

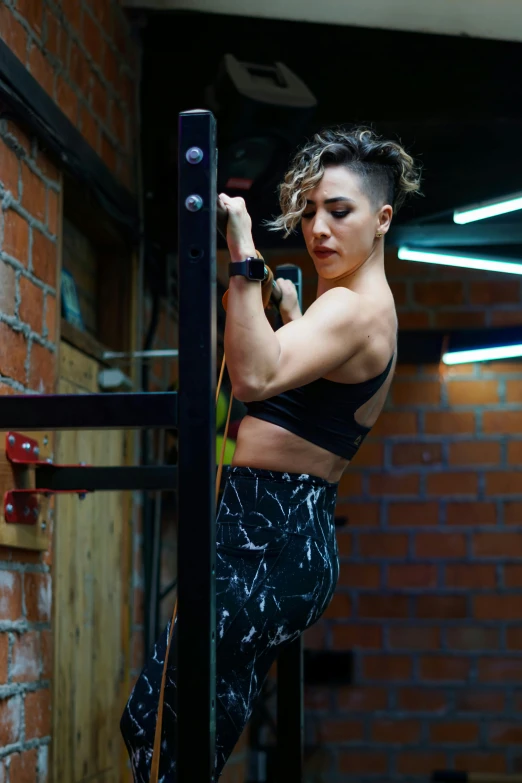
[264,247,522,781]
[0,0,137,191]
[0,1,139,778]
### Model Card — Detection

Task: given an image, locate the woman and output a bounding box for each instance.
[121,126,422,782]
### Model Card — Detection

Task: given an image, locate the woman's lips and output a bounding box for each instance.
[314,249,336,259]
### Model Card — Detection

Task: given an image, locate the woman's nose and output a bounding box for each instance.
[312,214,331,238]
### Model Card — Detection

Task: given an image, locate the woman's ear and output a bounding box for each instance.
[378,204,393,235]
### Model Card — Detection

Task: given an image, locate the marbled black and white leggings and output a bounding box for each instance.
[120,466,339,782]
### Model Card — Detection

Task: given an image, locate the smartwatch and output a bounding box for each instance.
[228,257,268,282]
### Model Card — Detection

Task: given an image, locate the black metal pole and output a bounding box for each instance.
[177,110,217,782]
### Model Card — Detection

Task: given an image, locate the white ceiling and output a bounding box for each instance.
[123,0,522,43]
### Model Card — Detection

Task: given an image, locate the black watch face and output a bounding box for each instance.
[247,259,266,280]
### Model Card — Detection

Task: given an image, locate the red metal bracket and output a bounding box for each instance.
[4,432,89,525]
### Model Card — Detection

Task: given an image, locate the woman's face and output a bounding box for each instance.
[300,165,391,279]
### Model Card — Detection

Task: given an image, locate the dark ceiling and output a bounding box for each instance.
[137,10,522,256]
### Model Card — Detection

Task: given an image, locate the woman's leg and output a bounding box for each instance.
[120,467,339,782]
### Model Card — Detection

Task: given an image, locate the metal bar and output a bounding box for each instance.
[0,392,177,430]
[35,465,177,492]
[277,636,304,782]
[102,349,179,360]
[177,109,217,781]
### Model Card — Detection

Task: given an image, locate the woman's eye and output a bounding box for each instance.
[301,213,314,220]
[332,211,349,218]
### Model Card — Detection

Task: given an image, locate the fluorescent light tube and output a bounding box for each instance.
[398,247,522,276]
[454,194,522,224]
[443,344,522,365]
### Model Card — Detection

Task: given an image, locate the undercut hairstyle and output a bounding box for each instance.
[265,126,422,236]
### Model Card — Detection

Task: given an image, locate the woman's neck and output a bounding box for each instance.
[316,246,386,298]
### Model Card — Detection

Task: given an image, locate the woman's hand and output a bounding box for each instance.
[218,193,256,261]
[276,277,302,324]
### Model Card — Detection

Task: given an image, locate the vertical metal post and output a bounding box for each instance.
[276,262,305,782]
[177,110,217,781]
[277,637,304,782]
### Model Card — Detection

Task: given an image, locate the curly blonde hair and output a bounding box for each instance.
[265,126,422,236]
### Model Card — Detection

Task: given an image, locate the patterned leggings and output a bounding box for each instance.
[120,466,339,782]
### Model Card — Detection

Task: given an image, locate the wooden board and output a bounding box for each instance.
[52,341,126,783]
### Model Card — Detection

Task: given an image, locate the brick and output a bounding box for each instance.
[358,595,409,619]
[387,564,438,589]
[392,442,442,466]
[449,441,501,466]
[0,695,22,746]
[104,44,120,90]
[359,533,409,558]
[398,688,446,712]
[506,628,522,649]
[91,74,108,121]
[362,655,411,681]
[22,167,47,225]
[349,442,383,467]
[430,721,479,743]
[505,501,522,524]
[11,631,41,682]
[41,629,52,679]
[388,501,439,526]
[57,75,78,125]
[474,595,520,621]
[0,569,22,619]
[8,749,38,783]
[446,626,499,650]
[434,311,486,329]
[416,595,467,619]
[29,342,55,393]
[368,473,419,496]
[332,625,382,649]
[32,229,57,287]
[483,411,522,434]
[388,626,440,650]
[0,262,16,317]
[24,572,51,623]
[28,43,54,98]
[304,686,329,710]
[16,0,43,34]
[426,472,478,496]
[454,753,506,774]
[69,42,92,95]
[486,471,522,496]
[469,280,520,304]
[424,411,475,434]
[415,532,467,559]
[392,380,440,406]
[473,532,522,558]
[419,656,470,681]
[455,690,505,712]
[338,564,380,588]
[489,722,522,744]
[336,532,352,556]
[323,593,351,620]
[3,209,29,264]
[83,12,105,67]
[446,502,497,526]
[25,687,51,738]
[321,719,364,742]
[478,658,522,683]
[414,280,464,306]
[44,293,57,342]
[337,686,388,712]
[504,564,522,587]
[61,0,82,32]
[372,719,420,743]
[507,441,522,464]
[398,311,431,329]
[0,139,20,197]
[338,751,387,775]
[335,502,380,526]
[0,5,27,62]
[445,564,497,589]
[337,472,362,497]
[370,411,417,436]
[19,277,44,334]
[506,380,522,403]
[490,310,522,327]
[397,752,448,776]
[46,188,59,236]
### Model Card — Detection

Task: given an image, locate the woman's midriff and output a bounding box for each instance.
[231,415,350,483]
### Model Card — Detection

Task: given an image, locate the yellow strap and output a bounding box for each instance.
[150,353,231,782]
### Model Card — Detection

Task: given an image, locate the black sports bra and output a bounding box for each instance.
[245,350,395,461]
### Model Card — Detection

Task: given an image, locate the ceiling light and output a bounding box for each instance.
[398,247,522,275]
[454,193,522,224]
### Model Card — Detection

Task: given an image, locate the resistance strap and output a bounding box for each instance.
[150,261,274,782]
